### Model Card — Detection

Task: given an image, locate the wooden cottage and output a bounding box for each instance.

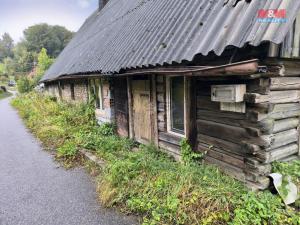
[42,0,300,189]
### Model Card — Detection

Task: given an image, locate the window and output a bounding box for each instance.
[70,83,75,100]
[89,79,104,110]
[167,76,185,136]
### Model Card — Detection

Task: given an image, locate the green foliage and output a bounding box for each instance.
[57,141,78,158]
[98,123,116,136]
[23,23,74,58]
[180,139,203,165]
[0,33,14,61]
[17,76,34,93]
[12,92,300,225]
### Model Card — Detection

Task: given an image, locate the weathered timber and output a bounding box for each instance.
[158,112,166,122]
[197,109,246,120]
[198,134,251,155]
[157,83,165,93]
[270,77,300,90]
[158,102,165,112]
[197,119,272,147]
[245,162,272,175]
[157,93,164,103]
[204,156,246,182]
[244,91,300,104]
[159,132,181,146]
[256,143,298,163]
[157,75,164,83]
[158,122,166,132]
[248,78,270,94]
[197,96,220,111]
[247,103,275,114]
[273,118,299,133]
[279,155,300,162]
[158,141,181,161]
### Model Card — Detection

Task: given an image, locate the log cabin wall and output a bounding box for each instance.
[196,73,300,189]
[156,75,182,161]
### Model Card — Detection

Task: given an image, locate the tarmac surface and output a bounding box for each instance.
[0,97,137,225]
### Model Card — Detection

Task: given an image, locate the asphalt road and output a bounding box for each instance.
[0,97,137,225]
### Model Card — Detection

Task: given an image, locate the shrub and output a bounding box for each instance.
[17,76,34,93]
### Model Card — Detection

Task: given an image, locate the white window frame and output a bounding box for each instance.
[166,76,186,138]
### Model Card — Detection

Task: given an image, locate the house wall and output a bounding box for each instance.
[151,73,300,190]
[45,79,89,103]
[95,79,115,124]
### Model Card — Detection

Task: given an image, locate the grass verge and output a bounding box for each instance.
[11,92,300,225]
[0,90,12,100]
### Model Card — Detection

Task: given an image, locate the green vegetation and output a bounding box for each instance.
[0,89,12,100]
[0,24,73,88]
[12,92,300,225]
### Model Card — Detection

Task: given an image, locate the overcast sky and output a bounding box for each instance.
[0,0,98,42]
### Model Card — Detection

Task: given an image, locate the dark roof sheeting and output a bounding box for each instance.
[42,0,300,81]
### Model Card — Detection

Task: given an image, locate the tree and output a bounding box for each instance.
[23,23,74,58]
[0,33,14,61]
[13,42,36,74]
[34,48,54,84]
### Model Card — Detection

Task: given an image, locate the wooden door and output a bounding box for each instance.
[132,79,151,144]
[115,78,129,137]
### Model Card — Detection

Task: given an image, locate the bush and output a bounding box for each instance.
[17,76,34,93]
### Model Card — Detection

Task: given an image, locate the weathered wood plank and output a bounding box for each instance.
[244,91,300,104]
[248,78,270,94]
[198,134,250,155]
[158,141,181,161]
[197,119,272,147]
[270,77,300,91]
[273,118,299,133]
[256,143,298,163]
[159,132,181,146]
[198,144,245,169]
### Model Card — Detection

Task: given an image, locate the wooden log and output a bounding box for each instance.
[247,103,275,114]
[197,96,220,111]
[158,112,165,122]
[256,143,298,163]
[245,129,298,153]
[248,78,270,94]
[159,141,181,161]
[245,162,272,175]
[198,144,245,169]
[198,134,249,155]
[244,91,300,104]
[204,156,246,182]
[159,132,181,146]
[158,122,166,132]
[158,102,165,112]
[273,118,299,133]
[157,83,165,93]
[279,155,300,162]
[197,119,272,147]
[270,77,300,91]
[157,93,164,103]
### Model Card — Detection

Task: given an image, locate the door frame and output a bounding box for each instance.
[127,75,158,146]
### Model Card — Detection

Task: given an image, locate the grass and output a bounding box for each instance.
[11,92,300,225]
[0,90,12,100]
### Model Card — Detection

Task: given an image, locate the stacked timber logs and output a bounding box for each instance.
[197,75,300,190]
[156,75,181,160]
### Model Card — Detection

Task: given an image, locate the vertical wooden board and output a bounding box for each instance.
[127,77,134,139]
[151,75,159,146]
[115,77,129,137]
[132,79,151,144]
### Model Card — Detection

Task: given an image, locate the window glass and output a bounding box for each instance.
[170,77,184,134]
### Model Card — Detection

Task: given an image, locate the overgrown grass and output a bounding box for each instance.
[0,89,12,100]
[12,92,300,225]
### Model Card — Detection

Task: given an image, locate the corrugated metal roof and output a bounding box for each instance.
[42,0,300,81]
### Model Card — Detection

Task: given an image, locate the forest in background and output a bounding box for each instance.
[0,23,74,91]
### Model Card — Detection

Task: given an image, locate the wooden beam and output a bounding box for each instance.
[151,75,159,146]
[244,91,300,104]
[127,76,134,139]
